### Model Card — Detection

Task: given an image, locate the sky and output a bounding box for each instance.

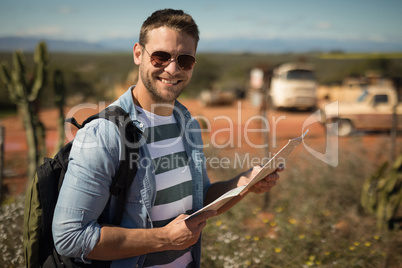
[0,0,401,50]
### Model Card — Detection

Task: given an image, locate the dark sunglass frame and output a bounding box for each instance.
[141,45,196,71]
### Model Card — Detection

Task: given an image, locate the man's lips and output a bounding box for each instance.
[159,78,181,85]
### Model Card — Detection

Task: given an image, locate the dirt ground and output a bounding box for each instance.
[1,98,400,197]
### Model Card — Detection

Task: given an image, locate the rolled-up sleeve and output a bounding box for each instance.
[52,118,121,261]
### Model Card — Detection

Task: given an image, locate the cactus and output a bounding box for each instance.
[360,161,388,215]
[53,69,66,155]
[0,42,49,180]
[360,154,402,230]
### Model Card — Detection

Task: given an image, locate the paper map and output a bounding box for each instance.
[181,129,309,221]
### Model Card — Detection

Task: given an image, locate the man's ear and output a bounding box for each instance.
[133,43,142,65]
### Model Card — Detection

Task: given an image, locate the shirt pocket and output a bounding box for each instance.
[127,174,145,205]
[127,168,150,205]
[125,185,149,228]
[127,190,143,204]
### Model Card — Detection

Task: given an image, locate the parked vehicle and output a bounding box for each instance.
[322,86,402,136]
[269,62,317,110]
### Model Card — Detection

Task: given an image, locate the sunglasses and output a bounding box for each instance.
[141,45,196,71]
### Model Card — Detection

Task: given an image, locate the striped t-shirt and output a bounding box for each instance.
[136,106,195,268]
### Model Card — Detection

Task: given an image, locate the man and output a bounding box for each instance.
[53,9,282,268]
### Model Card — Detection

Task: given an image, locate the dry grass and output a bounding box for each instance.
[201,138,402,267]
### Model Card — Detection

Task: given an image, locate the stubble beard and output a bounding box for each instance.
[141,68,187,104]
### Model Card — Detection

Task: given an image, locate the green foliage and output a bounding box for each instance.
[361,155,402,230]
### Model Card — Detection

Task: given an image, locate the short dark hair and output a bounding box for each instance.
[139,9,199,49]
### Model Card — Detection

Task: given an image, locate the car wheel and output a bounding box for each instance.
[336,119,354,136]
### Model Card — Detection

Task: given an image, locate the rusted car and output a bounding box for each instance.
[321,86,402,136]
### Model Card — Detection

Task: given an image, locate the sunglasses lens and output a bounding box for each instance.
[150,51,171,67]
[149,50,196,70]
[177,55,196,71]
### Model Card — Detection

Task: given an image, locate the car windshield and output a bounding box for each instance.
[285,69,315,80]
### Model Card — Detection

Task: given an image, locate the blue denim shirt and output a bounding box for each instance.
[52,86,211,268]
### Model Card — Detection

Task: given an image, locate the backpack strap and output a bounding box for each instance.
[65,117,82,129]
[68,105,139,226]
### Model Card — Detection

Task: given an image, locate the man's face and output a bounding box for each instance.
[136,26,197,104]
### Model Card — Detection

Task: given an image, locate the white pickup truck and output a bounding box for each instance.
[322,86,402,136]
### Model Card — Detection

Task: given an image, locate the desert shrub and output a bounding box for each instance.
[0,196,25,267]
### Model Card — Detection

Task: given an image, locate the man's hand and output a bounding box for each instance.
[238,164,284,195]
[162,210,217,251]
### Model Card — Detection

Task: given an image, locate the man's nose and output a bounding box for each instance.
[163,58,181,74]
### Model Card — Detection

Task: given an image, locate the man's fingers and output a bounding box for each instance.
[265,171,280,182]
[259,179,276,188]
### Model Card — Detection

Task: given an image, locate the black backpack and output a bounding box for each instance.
[23,105,139,268]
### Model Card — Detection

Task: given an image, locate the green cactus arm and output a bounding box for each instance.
[0,62,18,103]
[34,41,49,64]
[29,63,45,101]
[0,62,11,83]
[392,155,402,170]
[11,51,30,102]
[383,172,398,193]
[29,42,48,101]
[361,181,377,214]
[361,162,388,212]
[13,51,27,87]
[376,194,388,230]
[373,162,389,191]
[384,191,402,223]
[381,156,402,193]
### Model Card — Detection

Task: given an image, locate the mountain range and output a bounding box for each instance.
[0,36,401,53]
